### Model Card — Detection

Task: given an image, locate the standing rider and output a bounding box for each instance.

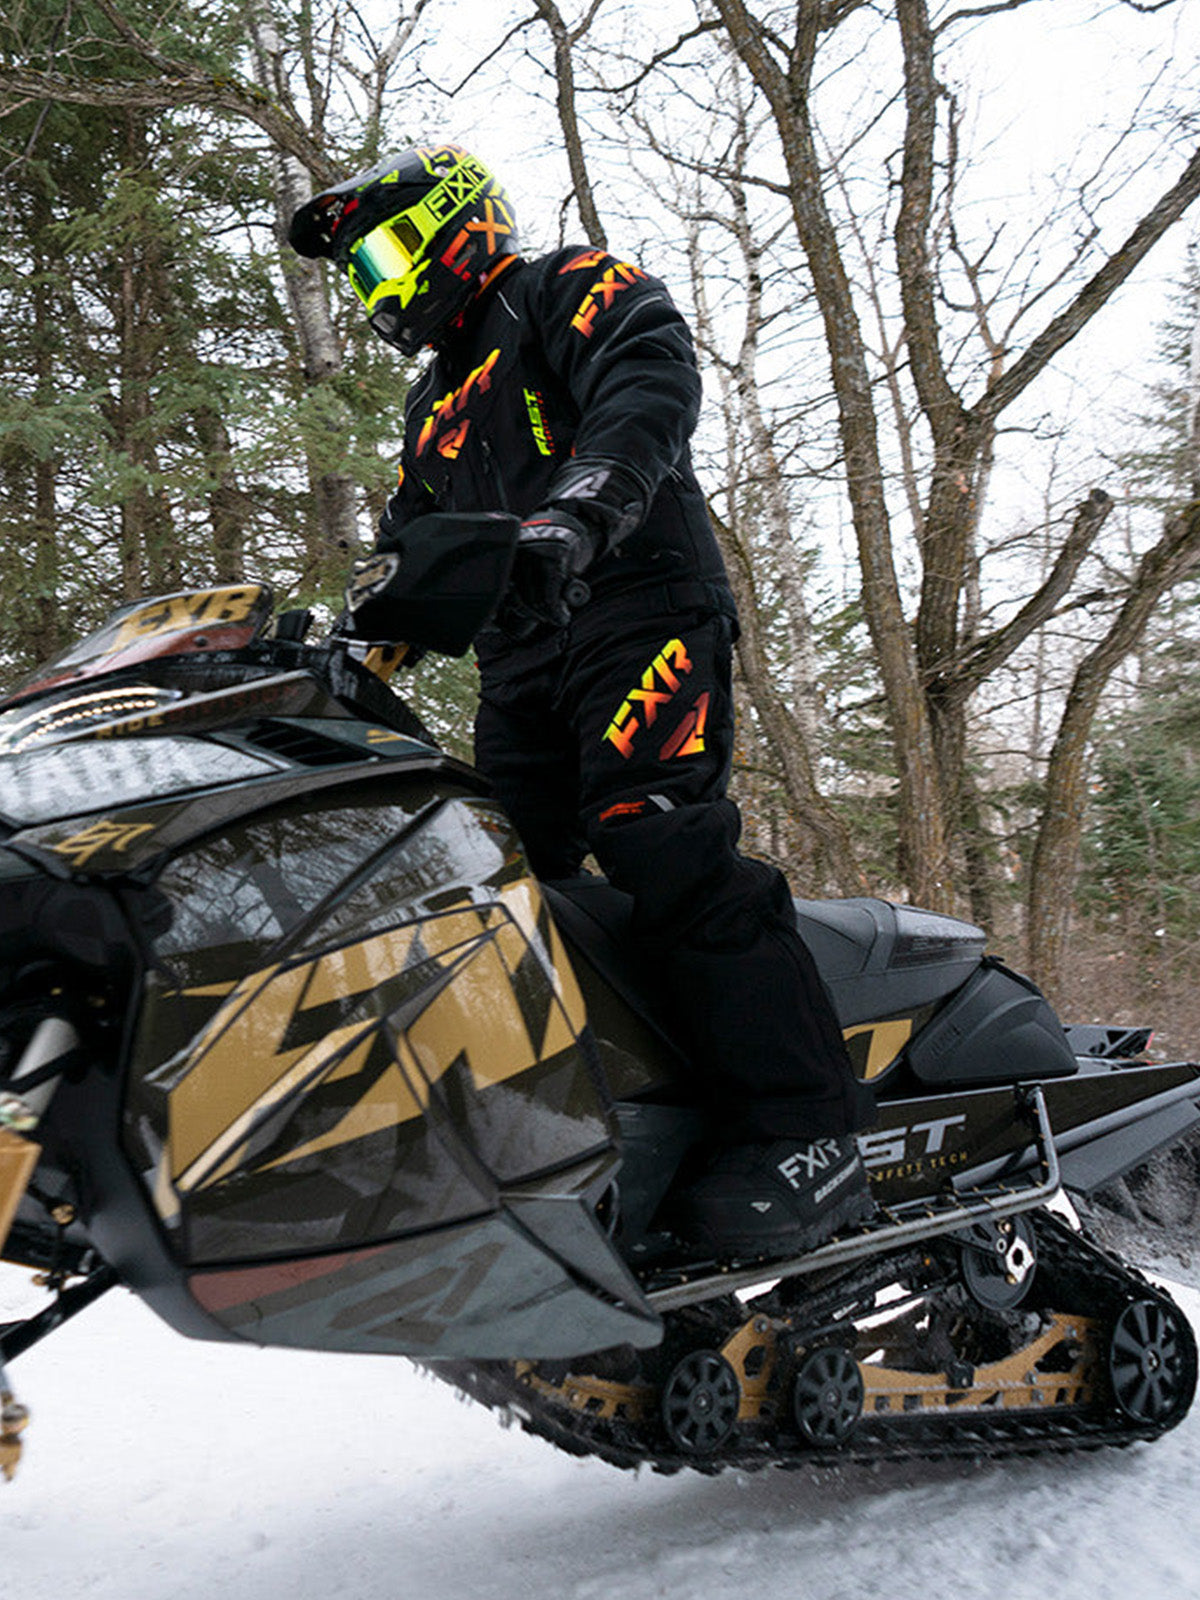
[289,143,876,1260]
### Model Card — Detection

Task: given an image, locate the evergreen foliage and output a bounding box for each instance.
[0,0,411,682]
[1081,262,1200,968]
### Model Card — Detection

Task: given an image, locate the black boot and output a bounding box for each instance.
[671,1134,873,1259]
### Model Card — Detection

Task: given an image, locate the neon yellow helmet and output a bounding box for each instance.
[289,145,518,355]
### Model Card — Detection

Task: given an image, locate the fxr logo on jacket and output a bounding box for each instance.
[559,250,649,339]
[415,347,503,461]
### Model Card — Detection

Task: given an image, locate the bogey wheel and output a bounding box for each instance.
[660,1349,741,1455]
[792,1345,863,1447]
[1108,1298,1194,1428]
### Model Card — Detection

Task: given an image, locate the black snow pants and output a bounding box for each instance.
[473,599,877,1144]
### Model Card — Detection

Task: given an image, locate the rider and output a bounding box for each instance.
[289,143,876,1259]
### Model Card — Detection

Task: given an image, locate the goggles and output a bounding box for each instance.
[341,154,496,310]
[345,215,425,309]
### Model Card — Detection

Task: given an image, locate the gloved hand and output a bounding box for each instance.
[509,508,598,628]
[343,551,401,623]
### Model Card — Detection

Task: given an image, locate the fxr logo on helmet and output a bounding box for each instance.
[289,146,520,356]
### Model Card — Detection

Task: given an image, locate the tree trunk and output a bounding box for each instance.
[713,0,954,908]
[710,504,868,893]
[194,407,246,583]
[1028,501,1200,997]
[247,0,362,590]
[28,181,60,664]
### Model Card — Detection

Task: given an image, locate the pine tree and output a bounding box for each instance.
[0,0,417,682]
[1080,263,1200,977]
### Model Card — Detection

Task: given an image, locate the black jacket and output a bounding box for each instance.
[377,247,735,648]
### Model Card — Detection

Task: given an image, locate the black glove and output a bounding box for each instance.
[509,508,598,628]
[543,457,649,548]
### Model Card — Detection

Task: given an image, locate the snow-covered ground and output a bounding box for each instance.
[6,1253,1200,1600]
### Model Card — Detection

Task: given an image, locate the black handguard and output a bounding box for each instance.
[509,508,599,628]
[340,512,522,656]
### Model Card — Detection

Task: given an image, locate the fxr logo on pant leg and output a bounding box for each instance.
[659,691,709,760]
[602,638,693,758]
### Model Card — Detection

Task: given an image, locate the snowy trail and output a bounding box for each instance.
[6,1262,1200,1600]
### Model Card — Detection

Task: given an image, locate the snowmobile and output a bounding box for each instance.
[1,512,1198,1482]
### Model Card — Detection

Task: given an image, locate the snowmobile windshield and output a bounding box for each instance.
[1,586,275,711]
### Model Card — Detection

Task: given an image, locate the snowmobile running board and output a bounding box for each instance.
[647,1084,1061,1312]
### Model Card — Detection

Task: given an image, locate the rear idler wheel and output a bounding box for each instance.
[958,1215,1037,1311]
[792,1345,863,1447]
[1108,1297,1196,1430]
[660,1349,741,1456]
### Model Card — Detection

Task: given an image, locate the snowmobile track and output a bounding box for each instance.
[430,1211,1197,1475]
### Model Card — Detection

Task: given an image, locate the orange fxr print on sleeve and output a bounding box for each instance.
[558,250,610,275]
[559,254,649,339]
[602,638,693,759]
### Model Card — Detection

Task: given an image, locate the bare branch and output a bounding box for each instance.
[943,488,1115,696]
[895,0,961,444]
[529,0,608,249]
[604,22,723,96]
[976,142,1200,423]
[935,0,1049,34]
[423,17,533,99]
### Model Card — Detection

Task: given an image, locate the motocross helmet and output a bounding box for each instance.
[288,145,518,355]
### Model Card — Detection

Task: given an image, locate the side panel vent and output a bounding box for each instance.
[244,718,358,768]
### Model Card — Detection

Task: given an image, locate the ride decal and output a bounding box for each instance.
[602,638,707,761]
[415,347,502,461]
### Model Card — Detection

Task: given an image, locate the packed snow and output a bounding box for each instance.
[6,1248,1200,1600]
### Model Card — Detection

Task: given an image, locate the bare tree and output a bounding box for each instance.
[698,0,1200,929]
[1029,500,1200,995]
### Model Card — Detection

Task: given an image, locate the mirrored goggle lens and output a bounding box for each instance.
[346,222,417,304]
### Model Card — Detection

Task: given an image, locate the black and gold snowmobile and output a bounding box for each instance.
[1,517,1197,1480]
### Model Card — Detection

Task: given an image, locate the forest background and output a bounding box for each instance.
[2,0,1200,1053]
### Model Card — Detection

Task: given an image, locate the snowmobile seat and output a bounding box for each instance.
[546,878,987,1033]
[792,896,986,1025]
